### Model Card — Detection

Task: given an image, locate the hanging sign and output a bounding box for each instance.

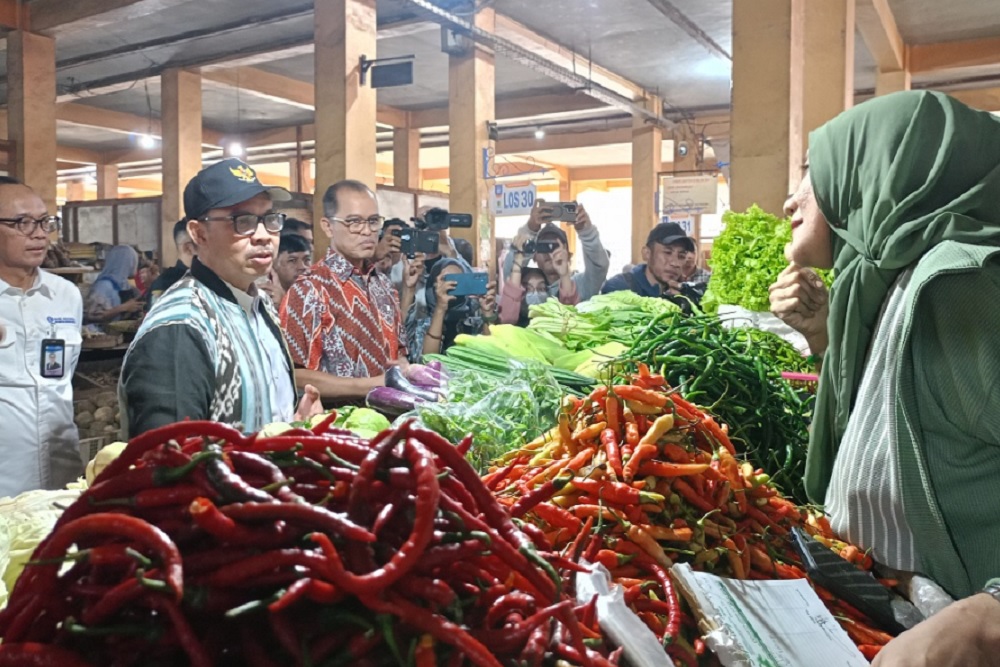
[661,174,719,215]
[491,183,537,217]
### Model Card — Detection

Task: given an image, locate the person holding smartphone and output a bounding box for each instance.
[502,199,609,304]
[406,258,496,360]
[500,229,579,326]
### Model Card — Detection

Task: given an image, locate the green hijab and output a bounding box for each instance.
[806,91,1000,503]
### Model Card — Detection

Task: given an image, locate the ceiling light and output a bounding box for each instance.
[227,142,244,157]
[534,128,546,139]
[138,134,156,149]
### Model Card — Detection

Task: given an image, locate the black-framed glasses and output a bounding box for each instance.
[330,216,385,234]
[0,215,61,236]
[200,212,286,236]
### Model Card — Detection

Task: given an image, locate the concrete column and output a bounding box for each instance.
[791,0,855,191]
[161,68,202,266]
[631,97,662,264]
[66,179,86,202]
[7,31,57,213]
[448,8,496,269]
[96,164,119,200]
[314,0,378,256]
[393,125,420,190]
[731,0,794,215]
[875,69,911,96]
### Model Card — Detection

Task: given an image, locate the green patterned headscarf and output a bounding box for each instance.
[806,91,1000,503]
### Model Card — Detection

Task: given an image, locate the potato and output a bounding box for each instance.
[93,406,115,423]
[74,399,97,414]
[75,411,94,427]
[95,392,117,408]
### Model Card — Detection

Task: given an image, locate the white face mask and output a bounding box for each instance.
[525,292,547,306]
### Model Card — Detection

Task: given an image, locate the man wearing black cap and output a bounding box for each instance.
[602,222,705,309]
[119,158,322,437]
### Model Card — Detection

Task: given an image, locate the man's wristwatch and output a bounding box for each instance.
[982,578,1000,605]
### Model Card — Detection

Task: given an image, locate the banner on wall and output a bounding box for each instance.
[491,183,537,217]
[660,173,719,215]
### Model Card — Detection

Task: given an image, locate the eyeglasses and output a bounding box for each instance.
[0,215,61,236]
[200,212,286,236]
[330,216,385,234]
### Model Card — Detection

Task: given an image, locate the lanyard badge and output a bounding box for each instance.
[40,338,66,379]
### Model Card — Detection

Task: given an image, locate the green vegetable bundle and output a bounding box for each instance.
[703,205,832,314]
[624,312,815,503]
[528,292,680,351]
[410,363,565,472]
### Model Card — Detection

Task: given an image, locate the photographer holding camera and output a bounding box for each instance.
[502,200,609,308]
[500,227,578,325]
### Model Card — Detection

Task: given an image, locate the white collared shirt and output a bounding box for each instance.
[225,280,295,423]
[0,269,84,496]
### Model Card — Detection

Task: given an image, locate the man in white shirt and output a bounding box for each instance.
[0,176,83,496]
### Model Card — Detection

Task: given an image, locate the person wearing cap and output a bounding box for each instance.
[602,222,704,308]
[280,180,408,400]
[502,200,608,304]
[145,219,196,309]
[119,158,322,437]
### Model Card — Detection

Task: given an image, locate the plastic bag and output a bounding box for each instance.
[717,304,811,354]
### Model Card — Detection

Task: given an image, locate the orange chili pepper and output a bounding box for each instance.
[636,461,709,478]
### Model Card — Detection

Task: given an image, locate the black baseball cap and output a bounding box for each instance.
[646,222,695,252]
[536,223,569,247]
[184,158,291,221]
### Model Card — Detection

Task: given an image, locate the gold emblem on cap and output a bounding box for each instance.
[229,164,257,183]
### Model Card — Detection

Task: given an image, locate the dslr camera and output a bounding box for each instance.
[522,239,559,255]
[417,208,474,231]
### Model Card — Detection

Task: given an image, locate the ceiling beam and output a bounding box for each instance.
[569,165,634,181]
[645,0,730,61]
[58,102,226,148]
[409,91,610,128]
[202,66,409,128]
[944,86,1000,112]
[497,127,634,153]
[0,0,26,30]
[58,146,107,165]
[31,0,176,34]
[909,36,1000,73]
[492,13,647,102]
[855,0,906,72]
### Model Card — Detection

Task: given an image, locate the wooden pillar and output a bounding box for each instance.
[288,158,302,192]
[8,31,57,213]
[66,179,86,202]
[96,164,119,200]
[314,0,378,256]
[161,68,202,266]
[393,125,420,190]
[731,1,794,215]
[875,68,911,96]
[448,8,496,269]
[792,0,855,191]
[631,96,662,264]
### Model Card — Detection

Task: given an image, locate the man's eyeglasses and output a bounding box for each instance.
[0,215,61,236]
[330,216,385,234]
[200,212,286,236]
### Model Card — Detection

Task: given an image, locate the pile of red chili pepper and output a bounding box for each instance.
[0,418,618,667]
[485,368,895,665]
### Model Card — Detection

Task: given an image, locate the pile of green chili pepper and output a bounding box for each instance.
[623,313,815,504]
[0,419,618,667]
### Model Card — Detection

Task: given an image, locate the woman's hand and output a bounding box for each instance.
[511,231,532,262]
[550,246,572,279]
[872,594,1000,667]
[434,274,456,313]
[769,264,829,354]
[479,280,498,319]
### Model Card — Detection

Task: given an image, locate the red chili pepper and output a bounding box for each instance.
[227,450,302,503]
[0,643,94,667]
[510,471,573,518]
[415,634,437,667]
[529,502,583,533]
[484,461,516,491]
[310,410,338,435]
[600,428,624,480]
[195,549,329,587]
[137,592,212,667]
[520,622,550,667]
[569,478,664,506]
[221,500,374,543]
[398,576,456,609]
[189,497,293,547]
[485,592,538,628]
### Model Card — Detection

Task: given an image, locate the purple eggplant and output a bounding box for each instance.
[366,386,425,416]
[386,366,442,403]
[406,364,447,390]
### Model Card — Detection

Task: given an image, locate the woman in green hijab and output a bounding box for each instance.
[770,90,1000,666]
